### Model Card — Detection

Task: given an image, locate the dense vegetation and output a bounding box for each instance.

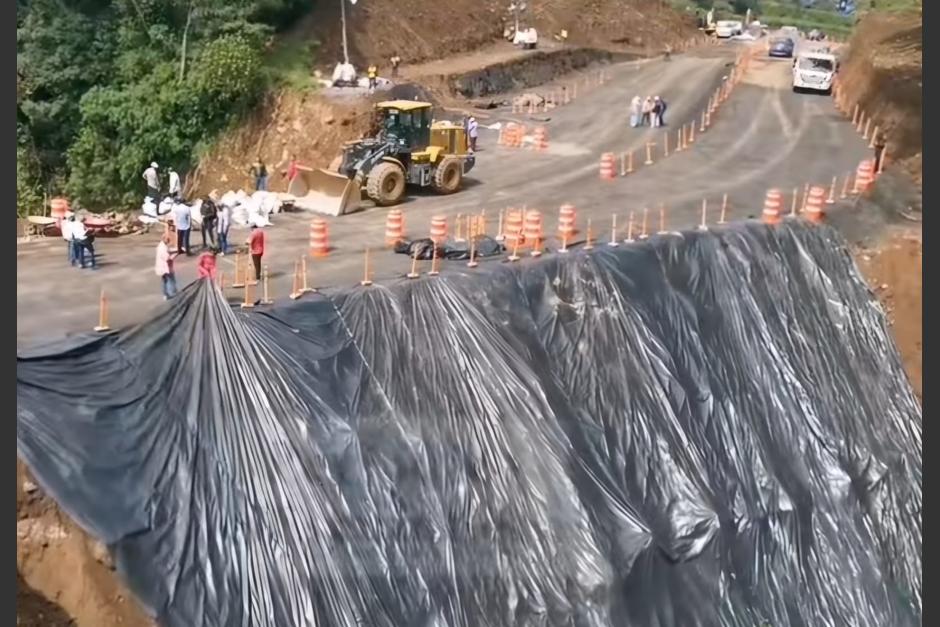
[16,0,312,213]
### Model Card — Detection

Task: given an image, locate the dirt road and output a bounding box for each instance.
[16,43,872,343]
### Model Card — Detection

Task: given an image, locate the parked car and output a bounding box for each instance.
[769,37,796,58]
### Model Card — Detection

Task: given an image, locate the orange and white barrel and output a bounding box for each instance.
[50,197,70,220]
[503,209,524,248]
[804,186,826,224]
[385,209,404,246]
[853,159,875,194]
[309,219,330,257]
[523,210,542,250]
[533,127,549,152]
[430,215,448,244]
[599,153,616,180]
[762,189,783,225]
[558,204,577,240]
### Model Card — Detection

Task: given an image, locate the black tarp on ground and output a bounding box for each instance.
[17,220,922,627]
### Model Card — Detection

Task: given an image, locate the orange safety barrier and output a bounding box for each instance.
[385,209,404,246]
[533,127,549,152]
[513,125,527,148]
[853,159,875,194]
[503,209,524,248]
[762,189,783,225]
[558,204,577,241]
[309,218,329,257]
[523,210,543,255]
[804,186,826,224]
[430,215,448,243]
[599,152,616,180]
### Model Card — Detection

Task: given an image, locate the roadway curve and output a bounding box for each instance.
[16,43,872,342]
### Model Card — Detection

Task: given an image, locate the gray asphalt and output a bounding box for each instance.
[16,42,872,345]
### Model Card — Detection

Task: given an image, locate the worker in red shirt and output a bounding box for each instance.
[247,225,265,282]
[197,248,218,280]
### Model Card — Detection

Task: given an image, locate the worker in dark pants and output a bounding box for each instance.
[247,224,265,282]
[390,53,401,78]
[873,136,887,174]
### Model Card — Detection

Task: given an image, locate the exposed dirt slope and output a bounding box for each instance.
[308,0,695,68]
[189,93,372,198]
[856,229,922,400]
[17,460,154,626]
[838,11,922,185]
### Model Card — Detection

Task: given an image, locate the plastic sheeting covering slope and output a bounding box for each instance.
[17,221,922,627]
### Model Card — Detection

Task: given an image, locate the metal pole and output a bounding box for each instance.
[340,0,350,65]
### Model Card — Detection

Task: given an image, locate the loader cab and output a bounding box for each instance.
[377,101,432,151]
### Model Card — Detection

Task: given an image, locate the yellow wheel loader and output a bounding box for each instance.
[292,100,475,215]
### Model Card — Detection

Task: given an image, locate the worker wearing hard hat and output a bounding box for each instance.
[367,64,378,91]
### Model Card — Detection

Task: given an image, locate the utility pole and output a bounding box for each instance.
[341,0,359,66]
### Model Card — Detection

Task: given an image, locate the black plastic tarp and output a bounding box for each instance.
[17,221,922,627]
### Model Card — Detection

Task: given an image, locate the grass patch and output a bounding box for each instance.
[263,37,321,92]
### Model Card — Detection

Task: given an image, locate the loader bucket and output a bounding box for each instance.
[288,168,361,216]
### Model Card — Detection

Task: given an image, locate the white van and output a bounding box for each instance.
[715,21,743,38]
[792,51,837,93]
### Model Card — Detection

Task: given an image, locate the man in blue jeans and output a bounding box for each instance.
[173,200,192,255]
[155,235,178,299]
[70,218,97,269]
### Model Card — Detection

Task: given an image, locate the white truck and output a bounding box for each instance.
[792,50,837,93]
[715,20,744,38]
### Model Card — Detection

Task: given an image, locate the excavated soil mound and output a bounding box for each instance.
[838,11,922,185]
[307,0,695,67]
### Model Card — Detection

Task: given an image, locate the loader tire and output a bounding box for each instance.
[366,162,406,206]
[432,157,463,194]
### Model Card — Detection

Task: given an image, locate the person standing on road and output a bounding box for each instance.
[630,95,642,127]
[173,198,192,255]
[70,217,96,269]
[247,224,265,282]
[873,135,887,173]
[641,97,653,126]
[249,158,268,191]
[200,196,218,250]
[216,199,231,255]
[389,53,401,78]
[466,115,479,152]
[142,162,160,200]
[651,98,662,128]
[62,213,76,265]
[367,64,378,91]
[155,234,178,300]
[168,167,181,200]
[657,96,668,127]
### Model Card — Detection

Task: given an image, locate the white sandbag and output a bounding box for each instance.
[158,197,175,216]
[219,190,239,208]
[189,199,203,226]
[142,199,158,218]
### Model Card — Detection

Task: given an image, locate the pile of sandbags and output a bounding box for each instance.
[217,190,282,228]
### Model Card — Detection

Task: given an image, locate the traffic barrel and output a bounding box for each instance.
[309,218,330,257]
[503,209,524,248]
[558,204,577,241]
[533,127,549,152]
[523,209,542,254]
[385,209,404,246]
[804,186,826,224]
[853,159,875,194]
[762,189,783,225]
[599,153,616,180]
[430,215,448,244]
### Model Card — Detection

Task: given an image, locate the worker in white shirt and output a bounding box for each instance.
[70,217,96,269]
[466,115,479,152]
[142,162,160,200]
[62,213,76,265]
[168,167,181,199]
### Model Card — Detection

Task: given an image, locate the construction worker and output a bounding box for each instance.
[168,166,181,200]
[873,135,887,173]
[389,53,401,78]
[466,115,479,152]
[367,64,378,91]
[142,162,160,200]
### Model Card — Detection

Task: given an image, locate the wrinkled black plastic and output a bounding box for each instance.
[17,221,922,627]
[395,235,505,260]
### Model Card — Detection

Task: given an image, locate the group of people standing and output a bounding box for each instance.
[630,95,668,128]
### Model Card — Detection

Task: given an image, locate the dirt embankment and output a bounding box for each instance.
[855,230,922,400]
[17,460,154,626]
[188,93,372,198]
[308,0,695,69]
[838,11,922,185]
